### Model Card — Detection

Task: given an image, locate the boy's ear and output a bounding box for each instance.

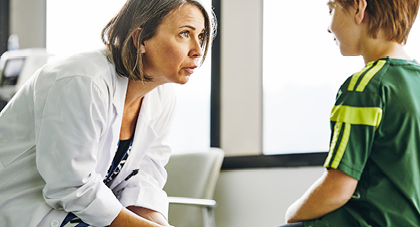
[354,0,367,25]
[132,28,146,54]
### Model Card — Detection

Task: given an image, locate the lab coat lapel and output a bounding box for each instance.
[101,75,128,174]
[110,87,163,186]
[112,74,128,118]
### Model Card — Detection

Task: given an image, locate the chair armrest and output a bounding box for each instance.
[168,196,217,208]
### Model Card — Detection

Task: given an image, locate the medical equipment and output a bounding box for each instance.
[0,48,50,102]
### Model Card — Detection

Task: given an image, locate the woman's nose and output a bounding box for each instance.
[190,39,203,58]
[327,27,332,34]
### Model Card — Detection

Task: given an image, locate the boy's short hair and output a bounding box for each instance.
[332,0,419,44]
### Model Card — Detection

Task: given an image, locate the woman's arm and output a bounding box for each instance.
[285,168,358,223]
[109,207,171,227]
[127,206,171,226]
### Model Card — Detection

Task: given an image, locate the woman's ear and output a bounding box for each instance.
[354,0,367,25]
[132,28,146,54]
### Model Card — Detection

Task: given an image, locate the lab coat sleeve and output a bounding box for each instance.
[118,86,177,218]
[34,75,122,226]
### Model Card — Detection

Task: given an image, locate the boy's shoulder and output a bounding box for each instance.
[341,58,420,94]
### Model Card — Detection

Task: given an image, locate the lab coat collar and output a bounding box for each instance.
[112,73,163,121]
[139,86,163,122]
[108,86,165,188]
[112,74,128,117]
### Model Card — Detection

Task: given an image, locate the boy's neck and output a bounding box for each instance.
[361,34,412,64]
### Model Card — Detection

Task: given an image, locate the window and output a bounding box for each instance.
[46,0,212,154]
[263,0,420,155]
[46,0,127,56]
[170,59,211,153]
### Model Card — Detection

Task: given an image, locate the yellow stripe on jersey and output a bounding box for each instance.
[356,60,386,92]
[324,122,342,167]
[348,61,374,91]
[330,105,383,129]
[331,123,351,169]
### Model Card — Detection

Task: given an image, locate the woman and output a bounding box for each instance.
[0,0,216,226]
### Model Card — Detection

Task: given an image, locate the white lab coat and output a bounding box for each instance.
[0,49,175,227]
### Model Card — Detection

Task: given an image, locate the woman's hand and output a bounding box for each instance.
[127,206,172,226]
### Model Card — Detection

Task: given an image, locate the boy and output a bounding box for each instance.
[280,0,420,226]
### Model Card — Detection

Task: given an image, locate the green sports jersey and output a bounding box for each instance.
[305,58,420,227]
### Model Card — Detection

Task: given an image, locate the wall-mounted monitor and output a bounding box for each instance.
[0,48,50,103]
[0,57,26,86]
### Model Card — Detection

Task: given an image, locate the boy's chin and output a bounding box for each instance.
[339,49,360,57]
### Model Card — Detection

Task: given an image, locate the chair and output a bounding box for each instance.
[164,148,224,227]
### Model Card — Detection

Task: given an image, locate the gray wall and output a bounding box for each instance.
[214,167,324,227]
[220,0,263,156]
[10,0,46,49]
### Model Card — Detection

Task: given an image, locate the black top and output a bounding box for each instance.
[111,138,132,170]
[104,137,133,186]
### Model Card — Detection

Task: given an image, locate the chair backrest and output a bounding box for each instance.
[164,148,224,227]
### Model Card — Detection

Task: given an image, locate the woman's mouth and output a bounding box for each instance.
[184,66,197,74]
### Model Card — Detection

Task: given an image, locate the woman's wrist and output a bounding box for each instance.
[127,206,171,226]
[109,207,163,227]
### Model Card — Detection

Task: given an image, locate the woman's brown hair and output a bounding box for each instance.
[102,0,217,82]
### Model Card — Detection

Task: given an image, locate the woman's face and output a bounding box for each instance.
[142,3,205,85]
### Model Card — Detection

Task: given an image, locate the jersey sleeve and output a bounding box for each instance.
[324,60,387,180]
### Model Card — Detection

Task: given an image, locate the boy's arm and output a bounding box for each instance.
[285,168,358,223]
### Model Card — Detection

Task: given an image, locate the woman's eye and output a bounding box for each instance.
[198,33,204,42]
[180,31,189,38]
